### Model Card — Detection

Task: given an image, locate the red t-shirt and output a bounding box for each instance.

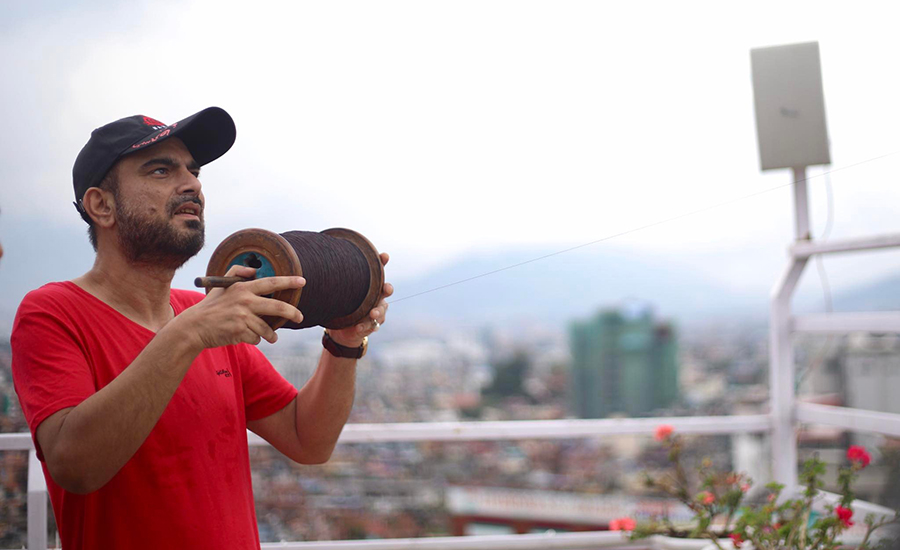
[11,282,298,549]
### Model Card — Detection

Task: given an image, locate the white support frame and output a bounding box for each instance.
[797,403,900,438]
[768,166,811,493]
[791,233,900,259]
[793,312,900,334]
[769,257,806,492]
[768,164,900,494]
[27,450,47,550]
[0,432,33,451]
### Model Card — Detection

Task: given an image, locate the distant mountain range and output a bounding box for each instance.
[387,246,765,329]
[385,246,900,335]
[832,273,900,312]
[2,225,899,339]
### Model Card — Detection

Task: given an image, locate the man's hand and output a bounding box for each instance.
[247,253,393,465]
[175,265,305,350]
[329,252,393,347]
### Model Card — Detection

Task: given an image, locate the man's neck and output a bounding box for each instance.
[73,250,178,332]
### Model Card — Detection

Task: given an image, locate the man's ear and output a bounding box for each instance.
[82,187,117,229]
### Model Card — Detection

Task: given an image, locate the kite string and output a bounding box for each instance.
[389,149,900,305]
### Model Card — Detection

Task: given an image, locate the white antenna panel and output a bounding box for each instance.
[751,42,831,171]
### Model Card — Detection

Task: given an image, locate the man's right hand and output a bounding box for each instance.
[175,265,305,349]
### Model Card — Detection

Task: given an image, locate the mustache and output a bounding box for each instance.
[168,196,204,216]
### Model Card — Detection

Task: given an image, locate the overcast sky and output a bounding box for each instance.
[2,1,900,331]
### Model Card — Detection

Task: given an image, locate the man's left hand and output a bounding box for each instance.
[328,252,392,348]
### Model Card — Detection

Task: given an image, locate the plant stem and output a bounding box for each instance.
[705,532,725,550]
[857,515,900,549]
[798,508,811,548]
[858,524,874,550]
[723,507,735,532]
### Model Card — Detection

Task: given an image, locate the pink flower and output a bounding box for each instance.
[609,517,636,531]
[740,483,751,493]
[835,506,854,528]
[699,491,715,505]
[729,533,744,548]
[847,445,871,468]
[654,424,674,441]
[767,493,777,503]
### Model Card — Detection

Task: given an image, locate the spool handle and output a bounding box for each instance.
[194,275,254,289]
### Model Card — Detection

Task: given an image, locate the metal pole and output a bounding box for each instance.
[769,260,804,494]
[769,165,811,495]
[27,449,47,550]
[793,166,810,241]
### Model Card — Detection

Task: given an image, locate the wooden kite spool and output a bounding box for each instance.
[201,228,384,330]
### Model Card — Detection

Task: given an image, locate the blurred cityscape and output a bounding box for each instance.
[1,305,898,546]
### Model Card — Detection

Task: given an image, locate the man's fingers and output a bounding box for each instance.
[382,282,394,298]
[368,300,388,324]
[242,276,305,296]
[380,252,390,267]
[245,316,278,344]
[204,266,257,296]
[224,265,258,279]
[250,297,304,325]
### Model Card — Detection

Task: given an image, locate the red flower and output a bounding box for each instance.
[835,506,854,528]
[654,424,674,441]
[847,445,871,468]
[609,517,636,531]
[699,491,715,505]
[740,483,751,493]
[729,533,744,548]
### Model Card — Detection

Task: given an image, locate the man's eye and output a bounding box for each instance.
[152,167,168,175]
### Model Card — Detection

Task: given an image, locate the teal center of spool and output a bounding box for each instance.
[228,252,277,279]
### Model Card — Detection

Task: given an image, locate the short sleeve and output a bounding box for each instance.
[11,294,96,460]
[236,344,298,421]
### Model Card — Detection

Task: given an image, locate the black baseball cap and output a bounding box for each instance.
[72,106,236,223]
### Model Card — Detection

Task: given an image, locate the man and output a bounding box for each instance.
[11,107,392,548]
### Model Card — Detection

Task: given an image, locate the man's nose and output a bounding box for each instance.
[176,167,202,196]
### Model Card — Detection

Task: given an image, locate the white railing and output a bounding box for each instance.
[1,404,898,550]
[0,414,770,550]
[250,414,772,446]
[257,531,646,550]
[27,449,46,550]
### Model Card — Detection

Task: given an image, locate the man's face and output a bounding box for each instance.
[111,138,206,269]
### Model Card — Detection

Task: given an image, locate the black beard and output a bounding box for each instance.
[116,196,205,270]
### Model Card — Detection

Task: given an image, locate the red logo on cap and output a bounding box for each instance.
[142,116,166,127]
